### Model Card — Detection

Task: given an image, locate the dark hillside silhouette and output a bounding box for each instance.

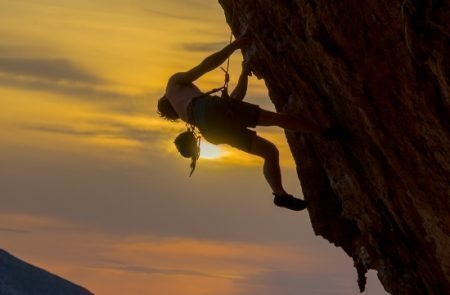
[0,249,93,295]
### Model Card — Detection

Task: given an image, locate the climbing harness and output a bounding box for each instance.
[175,32,234,176]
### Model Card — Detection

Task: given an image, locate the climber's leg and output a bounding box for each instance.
[248,135,308,211]
[248,135,286,195]
[257,109,322,133]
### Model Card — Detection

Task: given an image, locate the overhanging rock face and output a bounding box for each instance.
[218,1,449,294]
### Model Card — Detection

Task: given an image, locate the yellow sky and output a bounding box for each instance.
[0,0,290,165]
[0,1,386,294]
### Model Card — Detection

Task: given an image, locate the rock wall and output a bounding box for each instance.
[219,1,449,294]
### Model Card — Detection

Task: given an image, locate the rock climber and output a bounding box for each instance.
[157,34,344,211]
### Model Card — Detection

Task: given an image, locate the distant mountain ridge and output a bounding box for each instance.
[0,249,93,295]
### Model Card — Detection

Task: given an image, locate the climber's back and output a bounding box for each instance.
[165,73,203,122]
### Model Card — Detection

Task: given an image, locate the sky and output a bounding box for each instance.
[0,0,387,294]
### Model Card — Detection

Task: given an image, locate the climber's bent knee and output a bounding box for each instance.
[249,136,279,160]
[257,109,282,127]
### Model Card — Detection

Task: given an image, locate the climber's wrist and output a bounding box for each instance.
[234,33,251,48]
[229,40,241,51]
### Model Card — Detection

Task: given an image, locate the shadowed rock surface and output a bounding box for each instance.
[0,249,93,295]
[219,1,449,294]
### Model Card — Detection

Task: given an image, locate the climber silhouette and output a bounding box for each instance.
[157,34,344,211]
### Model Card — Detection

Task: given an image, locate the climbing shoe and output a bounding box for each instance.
[273,193,308,211]
[321,126,351,141]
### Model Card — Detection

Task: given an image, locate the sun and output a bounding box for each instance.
[199,141,226,159]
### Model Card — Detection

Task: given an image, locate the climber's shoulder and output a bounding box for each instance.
[168,72,193,86]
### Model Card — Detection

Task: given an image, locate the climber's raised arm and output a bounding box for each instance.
[230,61,250,101]
[170,35,249,85]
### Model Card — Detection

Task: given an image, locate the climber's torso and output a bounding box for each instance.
[166,74,203,122]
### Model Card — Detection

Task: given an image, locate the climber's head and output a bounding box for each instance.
[174,130,200,177]
[174,131,199,159]
[157,95,179,121]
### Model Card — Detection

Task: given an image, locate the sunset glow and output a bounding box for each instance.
[200,141,226,159]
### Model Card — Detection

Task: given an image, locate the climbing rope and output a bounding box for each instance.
[219,31,233,99]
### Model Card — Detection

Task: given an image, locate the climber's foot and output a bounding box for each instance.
[273,193,308,211]
[321,126,351,141]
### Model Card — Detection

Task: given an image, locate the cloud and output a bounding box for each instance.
[114,265,216,277]
[0,55,149,105]
[241,270,355,295]
[25,125,106,137]
[180,41,228,52]
[140,0,218,22]
[0,58,101,84]
[0,71,145,103]
[0,227,30,234]
[95,259,226,279]
[22,119,175,146]
[111,237,310,268]
[0,213,68,232]
[142,7,207,22]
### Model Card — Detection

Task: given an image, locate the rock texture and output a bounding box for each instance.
[219,1,449,294]
[0,249,93,295]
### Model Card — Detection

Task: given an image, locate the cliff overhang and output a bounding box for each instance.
[219,1,450,294]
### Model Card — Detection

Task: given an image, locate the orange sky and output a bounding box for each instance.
[0,1,387,294]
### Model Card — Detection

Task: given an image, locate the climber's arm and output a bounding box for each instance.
[171,34,250,84]
[230,61,250,101]
[170,42,240,84]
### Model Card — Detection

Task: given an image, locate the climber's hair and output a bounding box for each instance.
[157,95,180,121]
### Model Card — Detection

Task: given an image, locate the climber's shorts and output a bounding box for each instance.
[190,95,260,152]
